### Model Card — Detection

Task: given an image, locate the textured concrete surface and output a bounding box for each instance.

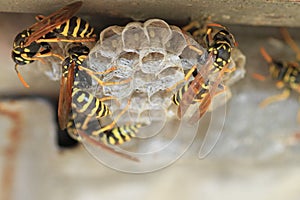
[0,0,300,27]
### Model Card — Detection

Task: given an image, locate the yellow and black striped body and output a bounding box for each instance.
[67,113,141,145]
[63,44,141,146]
[172,80,210,106]
[66,113,93,141]
[206,30,235,72]
[62,44,111,119]
[54,16,94,38]
[12,15,94,66]
[71,88,111,118]
[97,124,142,145]
[269,60,300,92]
[62,43,90,83]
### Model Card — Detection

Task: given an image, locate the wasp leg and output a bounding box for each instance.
[280,28,300,62]
[252,73,267,81]
[166,65,197,92]
[204,27,213,47]
[259,88,290,108]
[78,65,132,86]
[260,47,273,63]
[182,21,201,32]
[77,130,139,162]
[81,116,92,130]
[182,17,211,38]
[98,96,121,107]
[92,99,131,136]
[36,37,96,44]
[93,66,117,74]
[35,51,65,61]
[21,53,46,64]
[182,28,205,55]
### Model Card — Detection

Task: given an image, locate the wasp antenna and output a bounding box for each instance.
[260,47,273,64]
[280,28,300,61]
[15,64,30,88]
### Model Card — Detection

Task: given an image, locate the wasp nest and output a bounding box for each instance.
[88,19,211,125]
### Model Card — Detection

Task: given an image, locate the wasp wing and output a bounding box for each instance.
[24,1,83,46]
[189,64,228,123]
[77,130,139,162]
[177,55,214,118]
[58,61,75,130]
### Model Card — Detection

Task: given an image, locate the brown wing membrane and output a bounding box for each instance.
[58,62,75,130]
[189,64,228,123]
[77,130,139,162]
[24,1,83,46]
[177,55,214,118]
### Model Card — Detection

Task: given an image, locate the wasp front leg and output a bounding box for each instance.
[259,88,290,108]
[280,28,300,62]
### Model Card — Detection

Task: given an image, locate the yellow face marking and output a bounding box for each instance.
[24,48,31,53]
[216,58,223,62]
[15,57,24,61]
[13,49,21,54]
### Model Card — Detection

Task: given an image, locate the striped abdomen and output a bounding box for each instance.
[54,16,94,38]
[172,80,210,106]
[71,88,111,118]
[98,124,142,145]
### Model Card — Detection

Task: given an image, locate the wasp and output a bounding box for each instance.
[67,94,142,160]
[60,43,142,160]
[60,43,140,140]
[183,21,237,73]
[58,42,131,130]
[12,1,96,88]
[258,28,300,121]
[170,22,236,122]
